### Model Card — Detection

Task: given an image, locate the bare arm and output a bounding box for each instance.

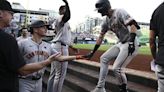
[18,59,51,76]
[18,54,82,75]
[149,30,157,59]
[18,54,57,76]
[55,55,76,61]
[96,33,105,45]
[91,32,105,54]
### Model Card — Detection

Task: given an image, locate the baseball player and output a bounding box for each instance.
[17,27,29,42]
[84,0,140,92]
[47,0,76,92]
[149,2,164,92]
[18,20,83,92]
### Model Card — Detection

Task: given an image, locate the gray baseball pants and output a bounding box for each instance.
[96,42,139,88]
[47,42,69,92]
[155,64,164,92]
[19,78,42,92]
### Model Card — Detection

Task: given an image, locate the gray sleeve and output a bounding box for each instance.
[17,41,24,54]
[101,17,109,34]
[117,9,133,25]
[50,45,61,56]
[55,16,64,31]
[54,19,59,31]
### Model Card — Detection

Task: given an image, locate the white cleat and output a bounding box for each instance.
[90,87,106,92]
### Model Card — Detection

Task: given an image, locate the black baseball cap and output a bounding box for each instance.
[30,20,49,28]
[0,0,14,12]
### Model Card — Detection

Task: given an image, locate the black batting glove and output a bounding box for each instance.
[83,51,94,60]
[128,33,136,55]
[128,42,135,55]
[83,44,100,59]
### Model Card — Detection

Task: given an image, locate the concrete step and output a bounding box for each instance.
[70,60,157,89]
[44,67,111,92]
[67,60,157,92]
[65,73,111,92]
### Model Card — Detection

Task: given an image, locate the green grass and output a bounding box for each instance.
[73,44,151,55]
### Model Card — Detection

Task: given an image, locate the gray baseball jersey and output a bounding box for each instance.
[18,37,60,92]
[47,15,72,92]
[52,15,72,46]
[95,9,139,89]
[16,36,30,43]
[101,9,138,43]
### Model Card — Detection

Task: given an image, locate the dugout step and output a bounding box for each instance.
[65,73,111,92]
[67,61,157,92]
[69,60,157,89]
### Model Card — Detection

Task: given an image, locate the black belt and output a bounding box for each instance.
[19,75,41,80]
[54,41,66,46]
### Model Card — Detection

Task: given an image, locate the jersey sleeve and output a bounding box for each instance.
[5,38,26,72]
[17,40,24,54]
[118,9,133,25]
[101,17,109,34]
[55,15,64,32]
[50,45,61,57]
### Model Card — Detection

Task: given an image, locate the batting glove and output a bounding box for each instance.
[128,42,135,55]
[82,51,94,60]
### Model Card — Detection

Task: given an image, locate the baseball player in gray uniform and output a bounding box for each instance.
[18,20,83,92]
[47,0,74,92]
[84,0,140,92]
[17,27,29,42]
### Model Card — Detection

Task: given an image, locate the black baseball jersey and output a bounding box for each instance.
[0,29,26,92]
[150,2,164,65]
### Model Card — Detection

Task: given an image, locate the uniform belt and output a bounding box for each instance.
[18,75,41,80]
[54,41,66,46]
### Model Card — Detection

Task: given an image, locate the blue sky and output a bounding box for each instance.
[8,0,163,28]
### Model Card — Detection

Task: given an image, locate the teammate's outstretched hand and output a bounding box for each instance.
[48,53,61,62]
[128,42,135,55]
[83,51,94,60]
[76,55,87,59]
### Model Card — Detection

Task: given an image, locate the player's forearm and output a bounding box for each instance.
[91,34,104,54]
[149,30,157,59]
[150,44,156,59]
[56,56,76,61]
[18,59,51,75]
[149,38,156,59]
[96,34,104,45]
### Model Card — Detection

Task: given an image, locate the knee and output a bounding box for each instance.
[100,55,110,64]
